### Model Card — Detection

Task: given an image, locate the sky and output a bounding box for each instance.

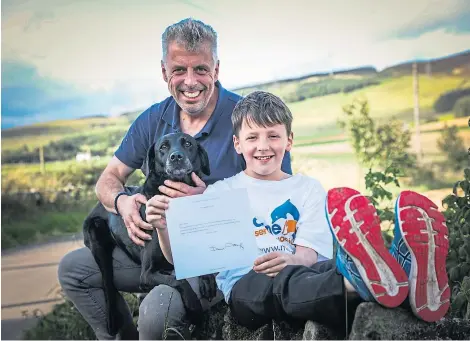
[2,0,470,129]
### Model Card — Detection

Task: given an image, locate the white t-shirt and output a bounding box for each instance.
[204,171,333,302]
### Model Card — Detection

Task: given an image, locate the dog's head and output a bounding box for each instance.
[144,133,210,181]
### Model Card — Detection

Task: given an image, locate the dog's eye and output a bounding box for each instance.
[159,144,168,151]
[183,141,192,148]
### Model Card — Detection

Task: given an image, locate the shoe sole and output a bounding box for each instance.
[396,191,450,322]
[326,187,409,307]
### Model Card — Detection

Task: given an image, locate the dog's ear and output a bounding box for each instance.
[197,142,210,176]
[143,142,157,175]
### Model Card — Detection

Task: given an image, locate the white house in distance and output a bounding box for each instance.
[76,151,92,162]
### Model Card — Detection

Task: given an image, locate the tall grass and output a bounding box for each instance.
[1,193,97,249]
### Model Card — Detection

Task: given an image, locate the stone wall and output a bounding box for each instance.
[194,301,470,340]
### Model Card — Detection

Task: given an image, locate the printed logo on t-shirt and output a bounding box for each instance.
[252,199,299,254]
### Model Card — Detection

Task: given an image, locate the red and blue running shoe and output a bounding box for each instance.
[326,187,409,308]
[391,190,450,322]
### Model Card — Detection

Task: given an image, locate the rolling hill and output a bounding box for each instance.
[380,50,470,77]
[2,49,469,155]
[233,50,470,94]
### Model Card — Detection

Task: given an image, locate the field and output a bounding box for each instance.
[2,116,131,151]
[288,75,469,143]
[1,71,469,249]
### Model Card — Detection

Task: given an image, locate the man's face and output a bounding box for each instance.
[161,41,219,116]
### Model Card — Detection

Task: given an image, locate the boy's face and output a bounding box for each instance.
[233,119,293,181]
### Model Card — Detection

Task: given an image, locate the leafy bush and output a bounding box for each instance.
[434,88,470,113]
[23,293,139,340]
[338,99,415,224]
[437,125,469,171]
[339,99,415,171]
[1,191,96,249]
[1,159,146,249]
[443,168,470,319]
[453,96,470,118]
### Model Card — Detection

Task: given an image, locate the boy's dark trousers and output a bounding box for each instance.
[229,259,362,334]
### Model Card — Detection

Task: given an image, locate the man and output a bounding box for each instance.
[58,18,292,340]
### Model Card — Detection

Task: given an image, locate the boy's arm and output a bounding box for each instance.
[253,245,318,276]
[146,180,227,265]
[156,222,174,264]
[294,180,334,260]
[293,245,318,267]
[146,195,174,264]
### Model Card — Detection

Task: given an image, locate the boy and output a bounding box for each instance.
[147,91,450,333]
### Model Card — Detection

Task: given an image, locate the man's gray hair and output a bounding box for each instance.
[232,91,293,137]
[162,18,218,63]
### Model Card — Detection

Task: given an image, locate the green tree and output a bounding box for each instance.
[434,88,470,113]
[437,125,468,171]
[453,96,470,118]
[338,98,415,223]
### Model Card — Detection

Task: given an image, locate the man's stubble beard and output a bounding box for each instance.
[166,72,215,117]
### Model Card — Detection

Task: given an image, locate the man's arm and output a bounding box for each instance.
[96,156,153,246]
[95,156,134,212]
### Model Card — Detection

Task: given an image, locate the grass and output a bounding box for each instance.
[1,73,467,250]
[292,113,469,147]
[411,128,470,157]
[1,158,110,175]
[2,134,70,151]
[1,203,96,250]
[2,115,129,138]
[1,118,130,152]
[288,75,468,141]
[439,113,456,121]
[3,71,466,339]
[23,293,139,340]
[2,75,466,152]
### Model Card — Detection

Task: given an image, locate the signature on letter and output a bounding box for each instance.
[209,242,244,252]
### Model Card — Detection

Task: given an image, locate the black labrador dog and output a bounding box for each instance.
[83,132,215,338]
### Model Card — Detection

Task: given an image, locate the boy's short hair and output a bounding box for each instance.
[232,91,293,137]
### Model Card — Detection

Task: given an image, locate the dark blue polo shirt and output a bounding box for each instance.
[115,81,292,185]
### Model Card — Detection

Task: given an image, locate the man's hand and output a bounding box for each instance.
[146,195,169,229]
[253,252,297,277]
[158,172,206,198]
[117,193,153,246]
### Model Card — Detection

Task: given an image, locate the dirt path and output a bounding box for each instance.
[1,234,84,340]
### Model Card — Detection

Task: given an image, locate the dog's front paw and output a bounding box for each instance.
[139,272,155,293]
[199,274,217,301]
[107,310,122,337]
[139,282,154,292]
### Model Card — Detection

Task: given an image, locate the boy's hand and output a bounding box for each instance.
[158,172,206,198]
[253,252,297,277]
[146,195,169,229]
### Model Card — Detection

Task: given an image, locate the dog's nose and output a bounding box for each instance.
[169,151,184,162]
